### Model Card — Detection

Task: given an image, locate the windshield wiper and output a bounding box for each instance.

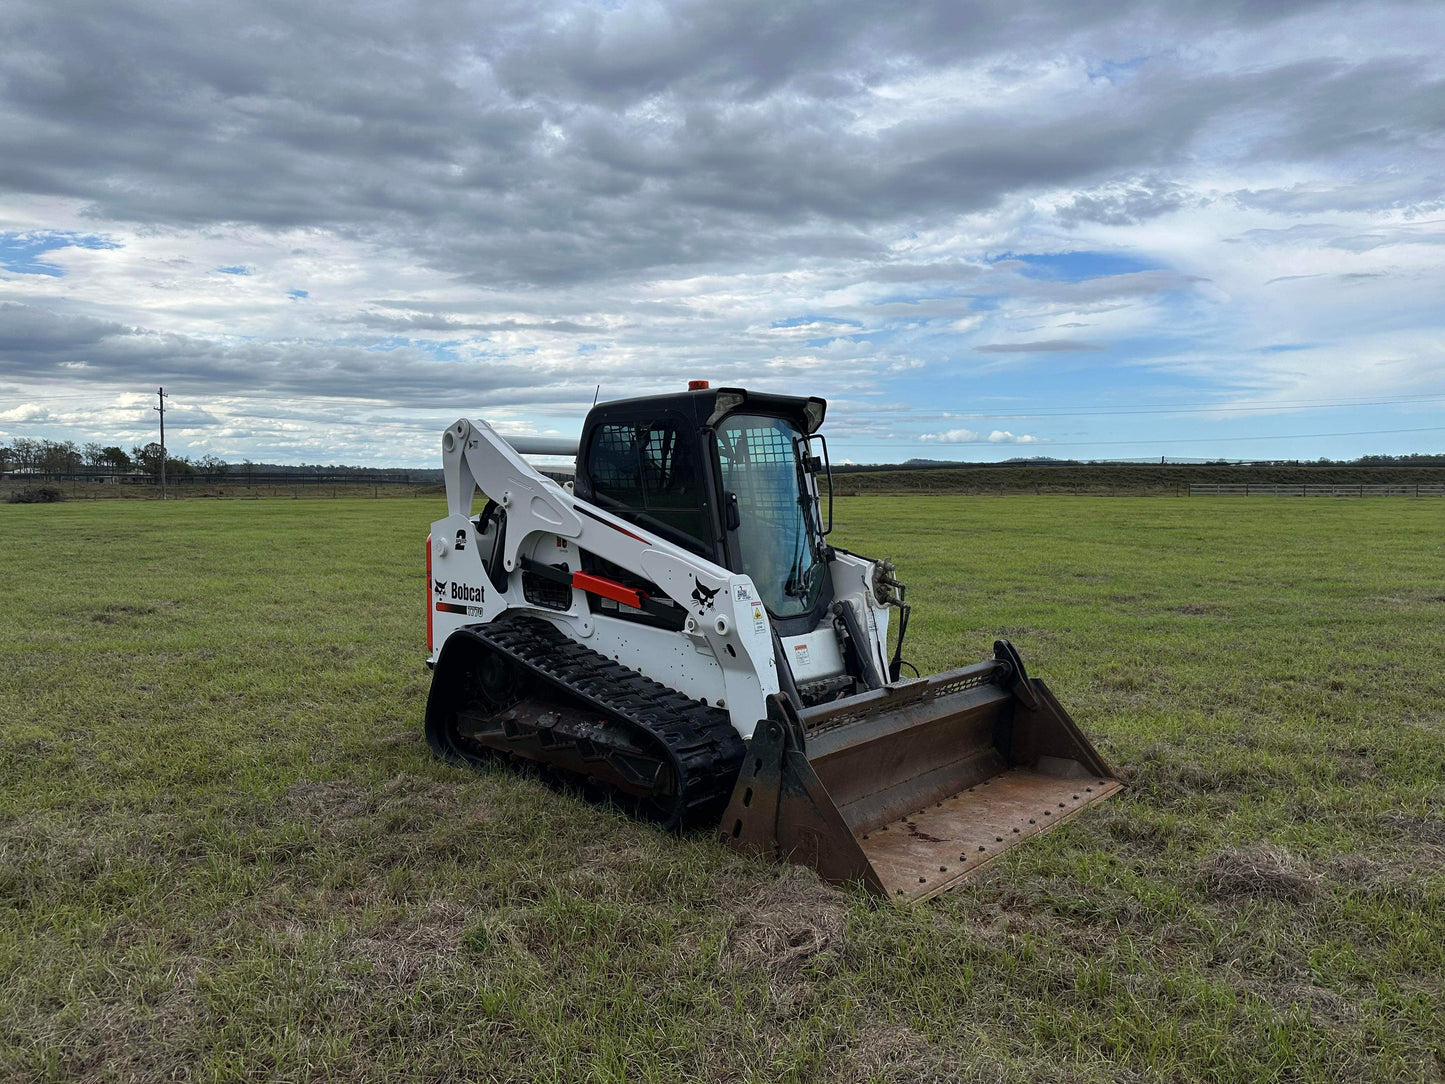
[783,530,814,599]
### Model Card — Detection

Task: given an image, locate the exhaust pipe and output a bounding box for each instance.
[719,641,1121,901]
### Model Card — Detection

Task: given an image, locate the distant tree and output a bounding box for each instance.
[82,442,105,469]
[101,446,132,470]
[10,438,38,472]
[167,455,195,477]
[132,442,164,475]
[195,453,228,475]
[39,441,80,476]
[0,444,10,473]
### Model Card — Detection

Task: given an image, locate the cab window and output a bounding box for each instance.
[586,421,709,550]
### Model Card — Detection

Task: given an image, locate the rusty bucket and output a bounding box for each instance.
[719,641,1121,901]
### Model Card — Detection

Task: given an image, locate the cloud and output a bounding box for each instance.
[974,340,1104,353]
[1055,178,1192,226]
[0,402,52,423]
[0,0,1442,464]
[919,427,1044,444]
[2,0,1439,287]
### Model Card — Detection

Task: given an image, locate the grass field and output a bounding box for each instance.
[1,496,1441,1083]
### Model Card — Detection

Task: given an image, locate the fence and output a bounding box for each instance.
[1189,483,1445,497]
[2,465,574,501]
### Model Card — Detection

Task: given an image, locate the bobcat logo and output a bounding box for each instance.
[433,579,447,598]
[691,577,720,613]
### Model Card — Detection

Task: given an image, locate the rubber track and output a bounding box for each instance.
[466,613,747,825]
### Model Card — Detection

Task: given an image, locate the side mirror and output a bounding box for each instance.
[810,435,833,535]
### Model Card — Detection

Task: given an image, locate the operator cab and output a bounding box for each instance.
[573,385,833,637]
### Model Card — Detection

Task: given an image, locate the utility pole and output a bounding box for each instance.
[154,387,169,500]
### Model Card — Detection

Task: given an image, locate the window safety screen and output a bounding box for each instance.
[715,414,823,618]
[586,421,708,549]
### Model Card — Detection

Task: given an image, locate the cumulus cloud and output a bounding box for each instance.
[1055,178,1193,226]
[919,428,1043,444]
[0,0,1441,463]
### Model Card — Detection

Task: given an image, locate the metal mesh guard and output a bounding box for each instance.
[803,666,1000,733]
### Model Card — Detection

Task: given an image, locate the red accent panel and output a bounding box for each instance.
[572,571,646,610]
[607,519,650,544]
[577,505,651,545]
[426,535,434,654]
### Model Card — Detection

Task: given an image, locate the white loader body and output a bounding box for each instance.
[428,416,891,741]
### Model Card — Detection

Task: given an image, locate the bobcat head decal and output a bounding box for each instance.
[433,578,447,597]
[691,577,720,613]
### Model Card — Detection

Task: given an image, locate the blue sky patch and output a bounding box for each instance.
[0,230,121,277]
[287,289,309,300]
[359,336,461,360]
[772,315,862,329]
[993,251,1161,282]
[1088,56,1148,83]
[216,265,252,275]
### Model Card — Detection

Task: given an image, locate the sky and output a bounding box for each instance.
[1,0,1442,467]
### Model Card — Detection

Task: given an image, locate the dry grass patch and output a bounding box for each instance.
[1201,843,1321,904]
[339,897,472,988]
[720,865,847,1017]
[828,1021,946,1084]
[1378,810,1445,846]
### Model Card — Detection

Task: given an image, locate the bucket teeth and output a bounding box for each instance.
[719,649,1121,902]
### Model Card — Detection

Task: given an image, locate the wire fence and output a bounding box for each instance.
[2,470,438,502]
[1189,483,1445,498]
[2,466,577,502]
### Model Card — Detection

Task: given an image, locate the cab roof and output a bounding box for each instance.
[585,386,826,434]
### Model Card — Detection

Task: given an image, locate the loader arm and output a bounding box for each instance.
[432,417,780,738]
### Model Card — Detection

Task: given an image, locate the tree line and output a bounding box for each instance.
[0,438,227,477]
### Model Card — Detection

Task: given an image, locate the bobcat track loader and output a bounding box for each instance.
[424,384,1119,900]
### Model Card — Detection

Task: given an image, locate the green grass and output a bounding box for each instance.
[1,496,1441,1082]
